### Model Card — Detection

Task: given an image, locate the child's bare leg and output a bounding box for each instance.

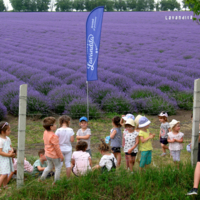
[194,162,200,188]
[0,175,7,188]
[3,176,8,188]
[145,164,150,169]
[128,155,133,171]
[125,154,129,169]
[66,167,71,178]
[114,152,121,167]
[161,144,166,153]
[7,172,15,184]
[92,165,100,170]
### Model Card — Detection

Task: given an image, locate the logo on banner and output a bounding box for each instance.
[87,34,98,71]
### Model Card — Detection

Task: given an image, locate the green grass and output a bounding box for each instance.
[1,113,195,199]
[1,161,196,200]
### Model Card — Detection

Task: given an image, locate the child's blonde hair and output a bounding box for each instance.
[172,122,180,131]
[135,115,142,129]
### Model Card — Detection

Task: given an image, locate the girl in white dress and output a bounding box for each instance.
[0,122,15,191]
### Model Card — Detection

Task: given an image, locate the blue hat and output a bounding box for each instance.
[138,116,151,128]
[122,114,135,121]
[79,116,88,122]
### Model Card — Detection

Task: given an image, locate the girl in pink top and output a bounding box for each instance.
[71,141,92,176]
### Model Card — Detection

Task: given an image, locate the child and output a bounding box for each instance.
[0,122,15,190]
[124,119,139,172]
[120,114,135,170]
[7,149,33,183]
[158,111,170,156]
[32,149,54,178]
[187,114,200,153]
[187,114,200,195]
[92,139,117,173]
[76,117,92,157]
[71,141,92,176]
[168,119,184,168]
[135,115,142,164]
[110,116,122,167]
[138,116,155,171]
[135,115,142,133]
[55,115,74,178]
[40,117,63,184]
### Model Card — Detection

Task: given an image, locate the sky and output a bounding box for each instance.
[3,0,184,12]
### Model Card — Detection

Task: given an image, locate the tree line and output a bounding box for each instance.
[0,0,195,12]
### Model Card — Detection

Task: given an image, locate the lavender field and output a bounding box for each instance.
[0,12,199,119]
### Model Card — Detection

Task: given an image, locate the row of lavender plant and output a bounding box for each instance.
[0,12,198,116]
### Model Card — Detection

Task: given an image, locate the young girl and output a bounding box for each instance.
[0,122,15,191]
[110,116,122,167]
[124,119,139,172]
[158,111,170,156]
[55,115,74,178]
[92,139,117,173]
[120,114,135,170]
[168,119,184,168]
[138,116,155,171]
[71,141,92,176]
[134,115,142,164]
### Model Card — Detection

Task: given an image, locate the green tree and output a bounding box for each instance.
[155,0,160,10]
[185,0,200,23]
[0,0,6,11]
[126,0,136,11]
[10,0,23,11]
[85,0,96,11]
[37,0,50,11]
[105,0,114,11]
[148,0,155,10]
[136,0,145,11]
[73,0,84,11]
[160,0,180,11]
[169,0,180,11]
[160,0,169,10]
[55,0,72,11]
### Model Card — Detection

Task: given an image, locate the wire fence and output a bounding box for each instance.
[3,84,197,188]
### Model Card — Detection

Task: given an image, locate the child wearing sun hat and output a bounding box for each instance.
[138,116,155,170]
[167,119,184,166]
[124,118,139,172]
[158,111,170,157]
[120,114,135,170]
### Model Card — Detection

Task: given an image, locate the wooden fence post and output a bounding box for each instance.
[17,84,27,188]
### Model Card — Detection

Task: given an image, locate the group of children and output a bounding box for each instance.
[0,112,185,190]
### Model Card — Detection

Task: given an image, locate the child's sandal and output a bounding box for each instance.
[3,186,11,190]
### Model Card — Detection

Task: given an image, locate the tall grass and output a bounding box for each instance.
[2,162,197,200]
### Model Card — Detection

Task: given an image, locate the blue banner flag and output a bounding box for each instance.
[86,6,104,81]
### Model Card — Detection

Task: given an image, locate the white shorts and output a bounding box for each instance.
[171,150,181,162]
[61,151,72,168]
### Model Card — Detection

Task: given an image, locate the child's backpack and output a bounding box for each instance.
[101,158,116,173]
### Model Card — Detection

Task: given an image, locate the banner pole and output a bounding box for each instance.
[86,81,89,120]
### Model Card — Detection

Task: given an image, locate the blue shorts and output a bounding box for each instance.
[139,151,152,168]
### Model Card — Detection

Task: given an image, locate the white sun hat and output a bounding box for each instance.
[125,118,135,127]
[169,119,180,129]
[122,114,135,121]
[158,111,168,118]
[138,116,151,128]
